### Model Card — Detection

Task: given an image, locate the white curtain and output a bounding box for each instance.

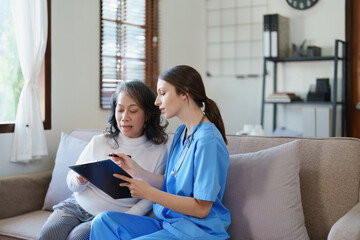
[11,0,48,163]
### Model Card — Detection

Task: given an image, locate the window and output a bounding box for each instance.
[0,0,51,133]
[100,0,158,109]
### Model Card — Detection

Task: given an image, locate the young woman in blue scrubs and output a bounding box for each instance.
[90,65,231,240]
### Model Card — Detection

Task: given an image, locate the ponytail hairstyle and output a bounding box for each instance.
[159,65,227,144]
[104,81,168,148]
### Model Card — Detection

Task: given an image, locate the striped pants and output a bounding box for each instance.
[39,208,93,240]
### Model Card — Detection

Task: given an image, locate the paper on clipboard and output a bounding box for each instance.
[69,159,132,199]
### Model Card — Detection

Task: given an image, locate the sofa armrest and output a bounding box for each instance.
[328,202,360,240]
[0,171,52,219]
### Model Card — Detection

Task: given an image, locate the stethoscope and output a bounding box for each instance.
[169,114,206,178]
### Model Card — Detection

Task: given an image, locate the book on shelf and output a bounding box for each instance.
[263,14,271,57]
[266,92,302,103]
[263,14,290,58]
[270,14,290,58]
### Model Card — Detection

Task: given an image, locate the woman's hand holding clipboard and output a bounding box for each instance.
[69,156,133,199]
[109,153,156,199]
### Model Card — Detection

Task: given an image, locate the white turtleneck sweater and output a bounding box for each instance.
[67,133,168,216]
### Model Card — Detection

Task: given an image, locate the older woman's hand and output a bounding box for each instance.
[76,174,88,184]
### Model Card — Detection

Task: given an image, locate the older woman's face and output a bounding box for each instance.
[115,91,146,138]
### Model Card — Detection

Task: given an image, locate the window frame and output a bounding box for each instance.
[99,0,159,109]
[0,0,51,134]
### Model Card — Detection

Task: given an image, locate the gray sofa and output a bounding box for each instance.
[1,129,360,239]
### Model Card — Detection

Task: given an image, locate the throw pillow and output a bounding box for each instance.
[223,140,309,240]
[42,132,89,210]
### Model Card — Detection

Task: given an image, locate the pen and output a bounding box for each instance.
[108,154,132,158]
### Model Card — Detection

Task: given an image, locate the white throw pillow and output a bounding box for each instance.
[42,132,88,210]
[223,140,309,240]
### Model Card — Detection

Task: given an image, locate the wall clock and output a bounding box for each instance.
[286,0,319,10]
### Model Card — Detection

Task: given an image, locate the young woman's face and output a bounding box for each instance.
[115,91,146,138]
[155,79,185,119]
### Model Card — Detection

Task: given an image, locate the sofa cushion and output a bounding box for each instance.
[223,140,309,240]
[0,210,51,240]
[226,135,360,239]
[0,171,51,220]
[42,133,88,210]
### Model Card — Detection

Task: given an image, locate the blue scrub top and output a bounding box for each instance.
[153,122,231,240]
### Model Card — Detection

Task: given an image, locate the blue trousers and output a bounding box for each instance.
[90,211,179,240]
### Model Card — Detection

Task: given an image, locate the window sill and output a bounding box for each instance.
[0,124,15,133]
[0,122,51,134]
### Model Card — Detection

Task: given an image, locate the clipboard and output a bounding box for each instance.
[69,159,132,199]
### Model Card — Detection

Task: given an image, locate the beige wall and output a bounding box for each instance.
[0,0,345,176]
[159,0,345,135]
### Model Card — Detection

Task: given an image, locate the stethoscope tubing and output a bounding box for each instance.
[169,114,206,177]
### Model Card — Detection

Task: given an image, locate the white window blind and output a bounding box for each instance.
[100,0,158,109]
